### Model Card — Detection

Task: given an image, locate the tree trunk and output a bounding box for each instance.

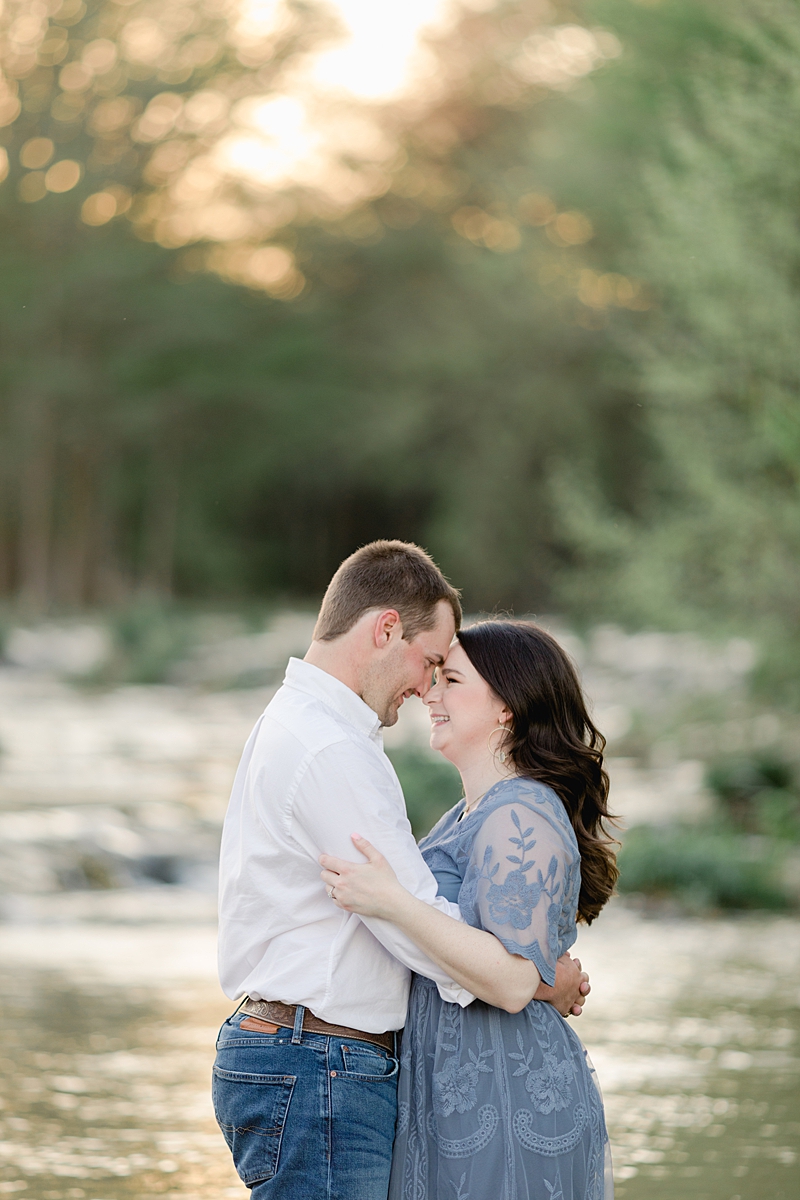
[141,442,180,596]
[18,402,55,613]
[52,448,94,607]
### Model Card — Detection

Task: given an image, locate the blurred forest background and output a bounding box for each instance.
[1,0,798,689]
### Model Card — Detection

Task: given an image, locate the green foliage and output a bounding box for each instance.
[705,753,800,840]
[0,0,798,677]
[99,597,198,685]
[386,747,463,839]
[617,822,791,911]
[553,1,800,667]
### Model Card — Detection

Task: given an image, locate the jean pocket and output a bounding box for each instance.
[212,1066,296,1185]
[340,1042,399,1081]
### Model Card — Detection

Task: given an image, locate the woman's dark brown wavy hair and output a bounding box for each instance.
[457,620,618,924]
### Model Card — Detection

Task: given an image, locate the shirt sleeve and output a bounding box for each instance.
[291,739,474,1007]
[459,801,571,988]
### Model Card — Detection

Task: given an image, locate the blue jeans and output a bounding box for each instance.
[213,1007,399,1200]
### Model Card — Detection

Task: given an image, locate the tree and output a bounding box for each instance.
[0,0,330,606]
[549,0,800,660]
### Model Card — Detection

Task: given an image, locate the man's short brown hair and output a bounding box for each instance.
[313,541,462,642]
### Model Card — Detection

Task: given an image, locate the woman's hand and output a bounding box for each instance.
[320,835,408,920]
[535,953,591,1017]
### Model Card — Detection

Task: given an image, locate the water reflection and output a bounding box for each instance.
[575,905,800,1199]
[0,964,239,1200]
[0,905,797,1199]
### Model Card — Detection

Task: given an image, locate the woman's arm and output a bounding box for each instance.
[321,835,588,1015]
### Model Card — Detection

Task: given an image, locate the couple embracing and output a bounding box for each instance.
[214,541,617,1200]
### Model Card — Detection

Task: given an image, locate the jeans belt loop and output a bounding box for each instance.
[291,1003,305,1044]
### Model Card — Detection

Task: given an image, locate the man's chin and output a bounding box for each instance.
[380,706,400,728]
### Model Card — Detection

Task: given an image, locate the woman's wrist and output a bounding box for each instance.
[374,885,422,926]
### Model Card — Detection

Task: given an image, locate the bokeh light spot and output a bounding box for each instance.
[518,192,556,226]
[9,14,44,45]
[121,18,168,66]
[452,206,521,252]
[20,137,55,170]
[548,210,594,246]
[90,96,138,135]
[0,94,22,128]
[45,159,82,193]
[52,0,87,26]
[51,91,87,122]
[181,90,230,131]
[134,93,183,143]
[515,24,611,90]
[18,171,47,203]
[59,62,93,92]
[0,147,8,184]
[81,191,118,225]
[82,39,118,75]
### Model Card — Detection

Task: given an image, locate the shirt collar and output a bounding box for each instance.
[283,658,383,740]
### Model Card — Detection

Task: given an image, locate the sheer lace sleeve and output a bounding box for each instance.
[459,800,574,988]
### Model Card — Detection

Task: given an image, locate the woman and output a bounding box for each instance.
[320,620,618,1200]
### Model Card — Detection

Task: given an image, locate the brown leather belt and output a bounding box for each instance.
[240,997,397,1054]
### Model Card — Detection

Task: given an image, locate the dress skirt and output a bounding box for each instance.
[389,975,613,1200]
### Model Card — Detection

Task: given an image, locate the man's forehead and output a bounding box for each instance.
[417,604,456,656]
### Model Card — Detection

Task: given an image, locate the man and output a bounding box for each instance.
[214,541,588,1200]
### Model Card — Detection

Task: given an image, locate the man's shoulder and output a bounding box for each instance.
[262,683,354,758]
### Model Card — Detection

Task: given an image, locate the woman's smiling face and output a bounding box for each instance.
[422,641,511,768]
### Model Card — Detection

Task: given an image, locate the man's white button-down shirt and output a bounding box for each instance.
[218,657,473,1033]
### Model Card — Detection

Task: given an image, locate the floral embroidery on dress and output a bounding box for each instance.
[453,1172,469,1199]
[483,809,534,926]
[433,1056,480,1117]
[483,809,562,932]
[433,1017,494,1118]
[526,1051,575,1114]
[544,1168,565,1199]
[509,1016,576,1115]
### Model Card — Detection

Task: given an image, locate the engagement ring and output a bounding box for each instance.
[327,886,336,899]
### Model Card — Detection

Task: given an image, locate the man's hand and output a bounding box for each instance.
[533,952,590,1018]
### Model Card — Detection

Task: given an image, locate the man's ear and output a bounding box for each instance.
[372,609,402,648]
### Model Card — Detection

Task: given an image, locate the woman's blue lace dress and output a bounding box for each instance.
[389,777,613,1200]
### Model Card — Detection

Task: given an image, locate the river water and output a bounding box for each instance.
[0,901,797,1200]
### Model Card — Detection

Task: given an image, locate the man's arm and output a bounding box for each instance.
[291,741,476,1004]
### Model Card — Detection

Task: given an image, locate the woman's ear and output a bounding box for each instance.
[500,706,514,726]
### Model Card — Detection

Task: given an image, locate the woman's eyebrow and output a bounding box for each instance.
[443,667,465,677]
